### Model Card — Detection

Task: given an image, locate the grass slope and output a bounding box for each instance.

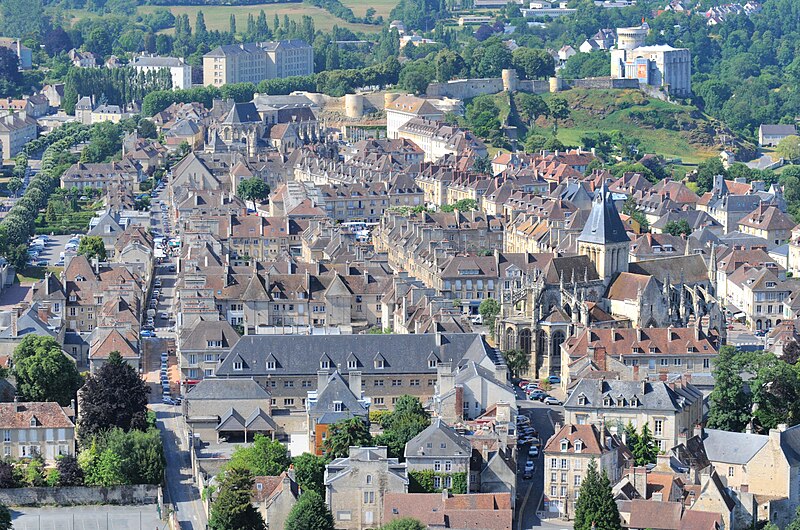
[340,0,400,20]
[532,89,719,165]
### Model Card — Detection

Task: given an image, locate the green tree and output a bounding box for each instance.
[323,417,372,459]
[632,424,658,466]
[663,219,692,236]
[381,518,427,530]
[695,158,726,194]
[227,434,290,476]
[236,177,270,212]
[285,491,334,530]
[511,48,555,80]
[81,446,127,486]
[292,453,327,496]
[501,349,529,378]
[777,135,800,162]
[77,235,107,262]
[12,335,83,405]
[748,351,800,431]
[78,351,150,441]
[514,92,548,125]
[0,502,10,530]
[573,459,621,530]
[209,467,266,530]
[6,177,22,197]
[479,298,500,336]
[374,395,430,459]
[546,96,569,136]
[621,197,650,232]
[707,345,751,432]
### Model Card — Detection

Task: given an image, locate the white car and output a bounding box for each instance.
[528,446,539,458]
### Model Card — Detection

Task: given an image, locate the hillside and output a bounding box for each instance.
[529,89,751,166]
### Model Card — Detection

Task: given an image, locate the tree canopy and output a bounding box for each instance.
[236,177,271,212]
[77,235,107,263]
[227,434,291,476]
[78,351,150,441]
[12,335,83,406]
[292,452,327,496]
[573,459,621,530]
[209,467,267,530]
[381,518,427,530]
[323,417,373,459]
[374,395,431,459]
[285,491,334,530]
[706,345,752,432]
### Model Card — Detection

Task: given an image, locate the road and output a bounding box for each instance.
[144,181,206,529]
[516,388,571,529]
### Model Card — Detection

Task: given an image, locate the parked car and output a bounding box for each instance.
[523,467,533,479]
[141,330,156,337]
[518,380,530,389]
[529,437,541,447]
[754,329,767,337]
[524,383,540,391]
[529,390,547,400]
[161,352,169,362]
[547,375,561,384]
[543,396,562,406]
[528,446,539,458]
[162,396,179,405]
[470,314,483,325]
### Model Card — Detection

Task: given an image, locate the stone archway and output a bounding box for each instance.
[505,327,516,350]
[551,331,566,375]
[756,320,763,330]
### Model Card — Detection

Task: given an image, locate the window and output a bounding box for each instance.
[561,472,567,483]
[348,359,357,369]
[233,361,243,371]
[321,360,330,369]
[551,472,557,483]
[410,379,420,386]
[654,419,663,436]
[550,458,558,469]
[434,460,441,471]
[574,440,583,453]
[674,358,682,366]
[363,491,374,504]
[283,398,294,406]
[428,360,437,369]
[445,461,452,472]
[550,485,557,497]
[728,466,734,477]
[433,476,441,489]
[2,430,9,442]
[660,358,668,366]
[337,512,352,521]
[375,359,385,369]
[391,379,402,387]
[560,440,568,452]
[373,397,384,405]
[366,475,372,485]
[561,458,568,469]
[578,394,587,406]
[703,358,710,369]
[284,381,294,388]
[374,379,384,387]
[267,360,276,370]
[302,380,312,388]
[560,486,567,498]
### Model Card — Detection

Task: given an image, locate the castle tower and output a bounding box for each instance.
[577,181,630,284]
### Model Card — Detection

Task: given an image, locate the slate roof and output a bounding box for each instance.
[577,181,630,245]
[404,418,472,459]
[564,378,702,413]
[217,333,494,377]
[222,102,261,124]
[760,124,797,136]
[185,378,271,401]
[179,319,241,351]
[309,371,368,418]
[701,428,768,465]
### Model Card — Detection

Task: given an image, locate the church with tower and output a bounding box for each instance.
[495,182,726,379]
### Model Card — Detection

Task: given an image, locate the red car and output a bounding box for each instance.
[518,380,530,389]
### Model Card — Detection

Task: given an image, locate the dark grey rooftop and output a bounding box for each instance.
[577,182,630,245]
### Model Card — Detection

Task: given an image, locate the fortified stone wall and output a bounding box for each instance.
[0,485,161,506]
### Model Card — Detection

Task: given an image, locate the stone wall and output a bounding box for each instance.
[426,73,639,99]
[426,78,505,99]
[567,77,640,90]
[0,485,161,507]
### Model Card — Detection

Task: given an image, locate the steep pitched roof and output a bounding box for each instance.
[577,181,629,245]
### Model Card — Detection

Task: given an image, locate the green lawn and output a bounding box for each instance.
[135,3,386,34]
[16,266,63,285]
[534,89,719,166]
[340,0,400,20]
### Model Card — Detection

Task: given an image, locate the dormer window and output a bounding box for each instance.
[630,397,638,407]
[649,347,657,353]
[30,418,37,427]
[348,359,357,369]
[616,395,624,407]
[560,440,568,452]
[375,359,385,369]
[574,440,583,453]
[334,401,343,412]
[578,394,587,406]
[321,360,330,369]
[267,360,276,370]
[233,361,243,371]
[603,396,611,407]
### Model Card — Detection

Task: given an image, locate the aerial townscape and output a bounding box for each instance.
[1,0,800,529]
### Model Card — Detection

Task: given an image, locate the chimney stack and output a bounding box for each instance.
[317,369,329,393]
[348,371,362,396]
[10,306,18,337]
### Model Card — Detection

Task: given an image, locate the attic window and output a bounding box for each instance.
[321,360,330,369]
[267,360,276,370]
[348,359,358,369]
[256,483,263,491]
[428,360,437,369]
[375,359,385,369]
[560,440,568,452]
[334,401,343,412]
[603,397,611,407]
[649,347,657,353]
[30,417,37,427]
[574,440,583,453]
[766,282,776,288]
[233,361,243,371]
[630,397,638,407]
[578,394,587,406]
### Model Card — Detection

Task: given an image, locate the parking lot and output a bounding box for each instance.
[26,234,74,267]
[10,505,163,530]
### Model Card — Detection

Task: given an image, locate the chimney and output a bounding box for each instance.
[317,369,329,393]
[10,306,18,337]
[93,257,99,275]
[348,371,362,395]
[437,362,455,395]
[632,467,647,498]
[693,424,703,439]
[441,489,449,503]
[655,453,672,472]
[495,401,511,423]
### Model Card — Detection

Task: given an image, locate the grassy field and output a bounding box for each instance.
[532,89,719,166]
[135,3,386,33]
[340,0,400,20]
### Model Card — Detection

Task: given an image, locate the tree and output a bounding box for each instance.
[573,459,621,530]
[621,197,650,232]
[227,434,290,476]
[6,177,22,197]
[381,518,426,530]
[209,467,266,530]
[0,460,16,488]
[501,349,529,378]
[632,424,657,466]
[514,92,548,125]
[707,345,751,432]
[663,218,692,236]
[56,454,84,486]
[511,48,555,80]
[285,491,334,530]
[479,298,500,336]
[292,453,327,496]
[236,177,270,212]
[77,235,107,262]
[12,335,83,406]
[777,135,800,162]
[784,340,800,365]
[323,417,372,459]
[0,503,10,530]
[546,96,569,136]
[374,395,430,459]
[78,351,150,441]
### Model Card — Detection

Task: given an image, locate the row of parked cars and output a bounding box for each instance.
[518,378,563,406]
[161,352,180,406]
[516,416,540,479]
[27,235,52,267]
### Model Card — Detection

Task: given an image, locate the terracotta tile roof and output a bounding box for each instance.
[605,272,654,301]
[563,327,717,358]
[0,402,74,429]
[252,475,283,503]
[543,423,606,455]
[383,492,512,530]
[738,204,796,231]
[627,499,683,529]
